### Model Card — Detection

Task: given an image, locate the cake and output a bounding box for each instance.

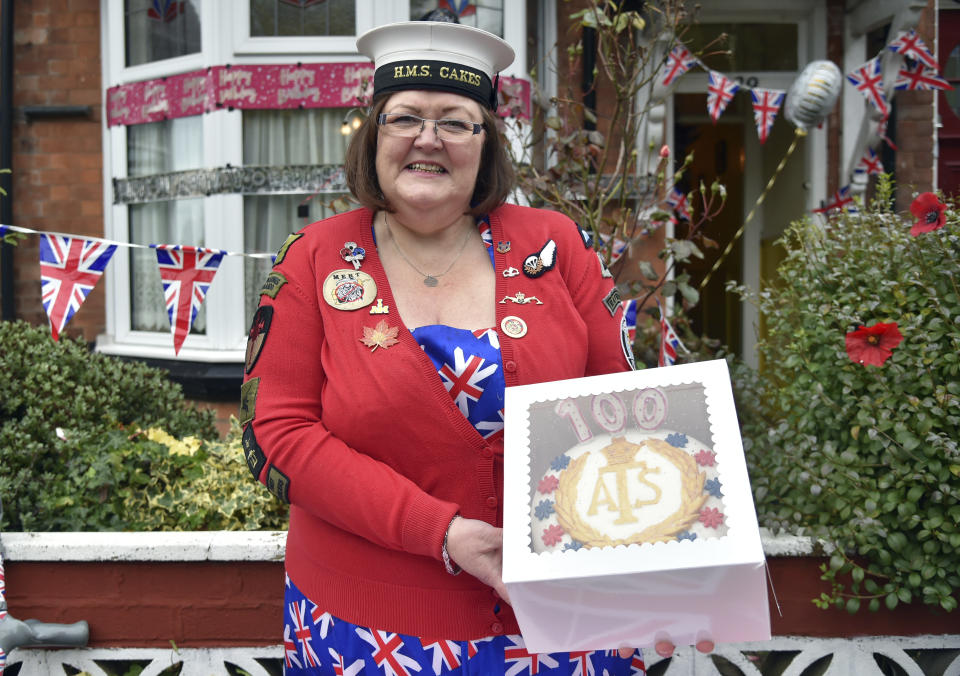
[530,430,727,553]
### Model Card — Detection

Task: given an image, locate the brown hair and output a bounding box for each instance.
[344,95,515,216]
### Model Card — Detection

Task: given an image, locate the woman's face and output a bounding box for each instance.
[375,89,485,221]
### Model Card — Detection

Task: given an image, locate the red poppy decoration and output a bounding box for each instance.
[845,322,903,366]
[909,192,946,236]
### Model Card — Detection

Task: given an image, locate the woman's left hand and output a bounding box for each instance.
[445,516,511,604]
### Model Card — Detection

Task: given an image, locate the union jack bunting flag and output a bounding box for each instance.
[887,29,938,70]
[812,185,857,214]
[153,244,224,354]
[750,88,785,144]
[855,147,884,176]
[706,70,739,123]
[621,298,638,343]
[598,232,628,263]
[666,186,691,221]
[847,57,889,118]
[658,300,688,367]
[877,116,897,151]
[895,61,953,91]
[662,44,699,87]
[39,235,117,341]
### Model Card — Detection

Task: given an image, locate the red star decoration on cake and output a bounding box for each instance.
[538,475,559,493]
[694,449,716,466]
[542,524,565,547]
[699,507,724,529]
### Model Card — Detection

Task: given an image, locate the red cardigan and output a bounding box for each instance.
[242,203,632,639]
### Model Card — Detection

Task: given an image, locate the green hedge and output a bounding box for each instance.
[0,321,287,531]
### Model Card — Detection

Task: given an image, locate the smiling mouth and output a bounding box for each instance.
[407,162,446,174]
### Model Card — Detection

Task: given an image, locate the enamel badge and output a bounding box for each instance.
[340,241,366,269]
[523,239,557,278]
[497,241,511,253]
[322,269,377,311]
[500,315,528,338]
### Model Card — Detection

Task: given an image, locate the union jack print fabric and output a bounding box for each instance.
[414,325,505,439]
[283,575,644,675]
[749,88,785,144]
[887,29,938,70]
[621,298,638,343]
[39,235,117,341]
[706,71,739,123]
[153,244,225,354]
[895,61,953,92]
[662,44,699,87]
[847,57,889,118]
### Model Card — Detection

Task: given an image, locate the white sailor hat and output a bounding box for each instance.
[356,21,515,110]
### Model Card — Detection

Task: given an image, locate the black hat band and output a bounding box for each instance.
[373,60,495,109]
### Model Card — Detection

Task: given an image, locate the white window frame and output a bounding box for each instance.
[99,0,528,361]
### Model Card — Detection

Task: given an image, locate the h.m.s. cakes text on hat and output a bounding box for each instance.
[390,62,484,88]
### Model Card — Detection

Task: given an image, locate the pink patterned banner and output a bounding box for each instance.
[107,62,530,126]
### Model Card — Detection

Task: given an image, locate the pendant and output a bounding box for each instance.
[423,276,439,287]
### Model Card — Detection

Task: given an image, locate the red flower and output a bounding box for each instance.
[698,507,724,529]
[845,322,903,366]
[909,192,946,236]
[694,449,716,467]
[542,524,565,547]
[538,475,559,494]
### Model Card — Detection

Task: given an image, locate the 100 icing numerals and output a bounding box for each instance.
[554,389,668,442]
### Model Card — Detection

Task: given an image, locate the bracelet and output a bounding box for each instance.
[442,515,462,576]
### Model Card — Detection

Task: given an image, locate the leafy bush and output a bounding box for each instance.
[732,177,960,613]
[0,320,247,530]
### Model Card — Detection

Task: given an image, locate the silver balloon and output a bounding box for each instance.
[784,60,844,132]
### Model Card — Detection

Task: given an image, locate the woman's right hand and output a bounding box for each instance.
[445,516,511,604]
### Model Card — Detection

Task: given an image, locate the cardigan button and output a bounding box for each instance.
[480,447,492,459]
[486,496,498,509]
[491,621,504,634]
[504,360,517,372]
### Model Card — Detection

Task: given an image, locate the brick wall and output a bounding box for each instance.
[6,0,105,343]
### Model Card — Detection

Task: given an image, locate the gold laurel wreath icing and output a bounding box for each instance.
[531,431,726,552]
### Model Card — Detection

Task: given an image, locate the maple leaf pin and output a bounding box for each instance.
[360,319,400,352]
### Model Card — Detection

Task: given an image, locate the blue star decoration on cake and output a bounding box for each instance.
[705,477,723,498]
[550,453,571,471]
[563,540,584,551]
[666,432,688,447]
[534,499,555,519]
[677,531,698,541]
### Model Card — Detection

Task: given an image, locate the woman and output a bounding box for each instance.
[241,18,641,675]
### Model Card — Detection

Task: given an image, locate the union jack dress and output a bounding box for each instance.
[282,218,645,675]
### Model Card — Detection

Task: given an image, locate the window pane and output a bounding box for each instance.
[125,0,201,68]
[250,0,356,37]
[129,199,206,334]
[242,108,349,322]
[409,1,504,38]
[683,23,798,72]
[128,116,203,177]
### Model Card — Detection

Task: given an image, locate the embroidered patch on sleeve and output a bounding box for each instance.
[596,251,613,278]
[575,222,593,248]
[260,271,288,299]
[266,465,291,503]
[239,377,259,427]
[245,306,273,374]
[242,423,267,481]
[523,239,557,278]
[602,285,623,316]
[273,233,303,266]
[620,314,637,370]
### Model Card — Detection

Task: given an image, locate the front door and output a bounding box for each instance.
[938,8,960,198]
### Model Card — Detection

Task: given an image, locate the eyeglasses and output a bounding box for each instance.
[377,113,484,142]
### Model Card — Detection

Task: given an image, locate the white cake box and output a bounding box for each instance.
[502,359,770,653]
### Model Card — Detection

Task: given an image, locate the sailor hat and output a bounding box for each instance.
[356,21,515,110]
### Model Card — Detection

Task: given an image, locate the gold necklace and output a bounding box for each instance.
[384,213,473,287]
